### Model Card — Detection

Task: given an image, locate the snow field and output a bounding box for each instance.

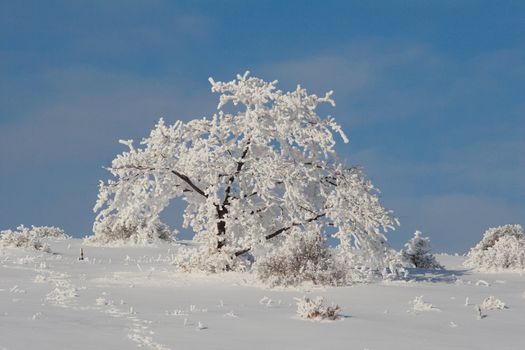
[1,240,524,350]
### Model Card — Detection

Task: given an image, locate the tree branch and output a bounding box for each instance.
[170,170,208,198]
[234,212,326,256]
[112,164,208,198]
[215,141,251,249]
[222,140,251,208]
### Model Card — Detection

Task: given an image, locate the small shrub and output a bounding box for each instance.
[255,229,346,287]
[88,217,175,245]
[410,295,439,312]
[481,296,506,310]
[295,296,341,321]
[30,226,70,239]
[0,225,52,252]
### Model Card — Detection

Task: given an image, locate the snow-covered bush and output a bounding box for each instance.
[255,229,346,286]
[410,295,439,312]
[464,224,525,270]
[93,72,398,273]
[471,224,523,251]
[30,225,70,239]
[255,231,405,286]
[481,296,506,310]
[88,216,175,245]
[0,225,52,252]
[295,296,341,321]
[401,230,443,269]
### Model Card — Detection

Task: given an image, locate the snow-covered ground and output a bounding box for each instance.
[1,239,524,350]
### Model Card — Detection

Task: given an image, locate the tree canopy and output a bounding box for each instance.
[91,72,398,271]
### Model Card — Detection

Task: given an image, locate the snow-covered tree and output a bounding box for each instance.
[401,230,443,269]
[91,72,398,271]
[464,224,525,271]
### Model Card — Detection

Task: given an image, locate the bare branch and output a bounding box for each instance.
[235,212,326,256]
[170,170,208,198]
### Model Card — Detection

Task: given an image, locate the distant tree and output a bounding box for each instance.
[464,224,525,270]
[401,230,443,269]
[91,72,398,272]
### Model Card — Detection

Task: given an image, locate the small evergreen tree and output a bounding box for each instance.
[401,230,443,269]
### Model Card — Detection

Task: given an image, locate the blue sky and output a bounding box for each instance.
[1,1,523,252]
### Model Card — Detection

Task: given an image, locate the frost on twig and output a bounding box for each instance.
[475,280,490,287]
[481,296,506,310]
[409,296,440,312]
[474,305,486,320]
[295,296,342,321]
